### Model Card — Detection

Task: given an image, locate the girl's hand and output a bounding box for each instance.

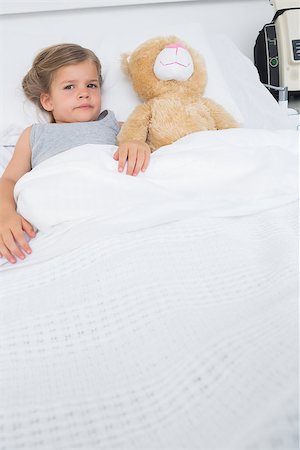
[113,141,151,176]
[0,210,36,264]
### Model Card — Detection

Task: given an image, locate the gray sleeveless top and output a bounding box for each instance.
[30,110,120,168]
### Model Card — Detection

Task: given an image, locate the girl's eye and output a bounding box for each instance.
[64,85,74,90]
[87,83,98,88]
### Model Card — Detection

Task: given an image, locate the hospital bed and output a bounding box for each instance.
[0,1,298,449]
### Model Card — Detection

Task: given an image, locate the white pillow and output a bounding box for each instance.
[0,29,57,136]
[99,23,244,124]
[0,23,243,140]
[0,21,291,146]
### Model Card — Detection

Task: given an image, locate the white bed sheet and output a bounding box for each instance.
[0,127,298,449]
[0,204,298,449]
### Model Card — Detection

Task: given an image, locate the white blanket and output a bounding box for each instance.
[1,128,299,450]
[14,128,298,233]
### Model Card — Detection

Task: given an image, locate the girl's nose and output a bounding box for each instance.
[78,88,89,98]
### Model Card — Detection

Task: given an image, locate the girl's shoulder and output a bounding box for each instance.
[18,125,33,142]
[99,110,120,133]
[18,125,33,153]
[99,109,117,122]
[22,125,33,133]
[2,126,32,181]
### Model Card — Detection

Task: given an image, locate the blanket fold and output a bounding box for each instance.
[14,128,298,232]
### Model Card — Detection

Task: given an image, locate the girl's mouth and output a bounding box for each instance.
[77,104,92,109]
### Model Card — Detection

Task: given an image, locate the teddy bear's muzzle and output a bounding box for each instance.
[153,43,194,81]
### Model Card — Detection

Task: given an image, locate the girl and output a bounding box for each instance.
[0,43,151,264]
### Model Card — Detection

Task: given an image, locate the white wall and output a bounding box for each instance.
[1,0,208,14]
[0,0,273,59]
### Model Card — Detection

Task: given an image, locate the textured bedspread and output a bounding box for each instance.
[13,128,298,232]
[0,129,298,449]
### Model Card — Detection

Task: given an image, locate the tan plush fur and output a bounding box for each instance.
[117,36,239,152]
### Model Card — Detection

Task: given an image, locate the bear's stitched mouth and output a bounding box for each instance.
[159,61,191,68]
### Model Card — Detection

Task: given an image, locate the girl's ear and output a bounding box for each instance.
[40,92,53,112]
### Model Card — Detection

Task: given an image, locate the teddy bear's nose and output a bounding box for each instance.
[165,42,185,49]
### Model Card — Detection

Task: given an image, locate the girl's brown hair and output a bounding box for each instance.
[22,43,102,122]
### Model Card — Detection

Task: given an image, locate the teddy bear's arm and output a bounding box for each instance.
[117,103,152,145]
[202,98,240,130]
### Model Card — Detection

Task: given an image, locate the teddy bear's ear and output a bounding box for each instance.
[121,52,131,77]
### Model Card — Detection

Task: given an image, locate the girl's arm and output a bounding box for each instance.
[0,127,36,263]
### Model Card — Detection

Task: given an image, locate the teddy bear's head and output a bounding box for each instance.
[121,35,207,102]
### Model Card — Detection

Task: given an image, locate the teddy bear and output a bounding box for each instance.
[117,35,239,152]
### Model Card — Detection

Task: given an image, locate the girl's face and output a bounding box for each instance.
[40,60,101,123]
